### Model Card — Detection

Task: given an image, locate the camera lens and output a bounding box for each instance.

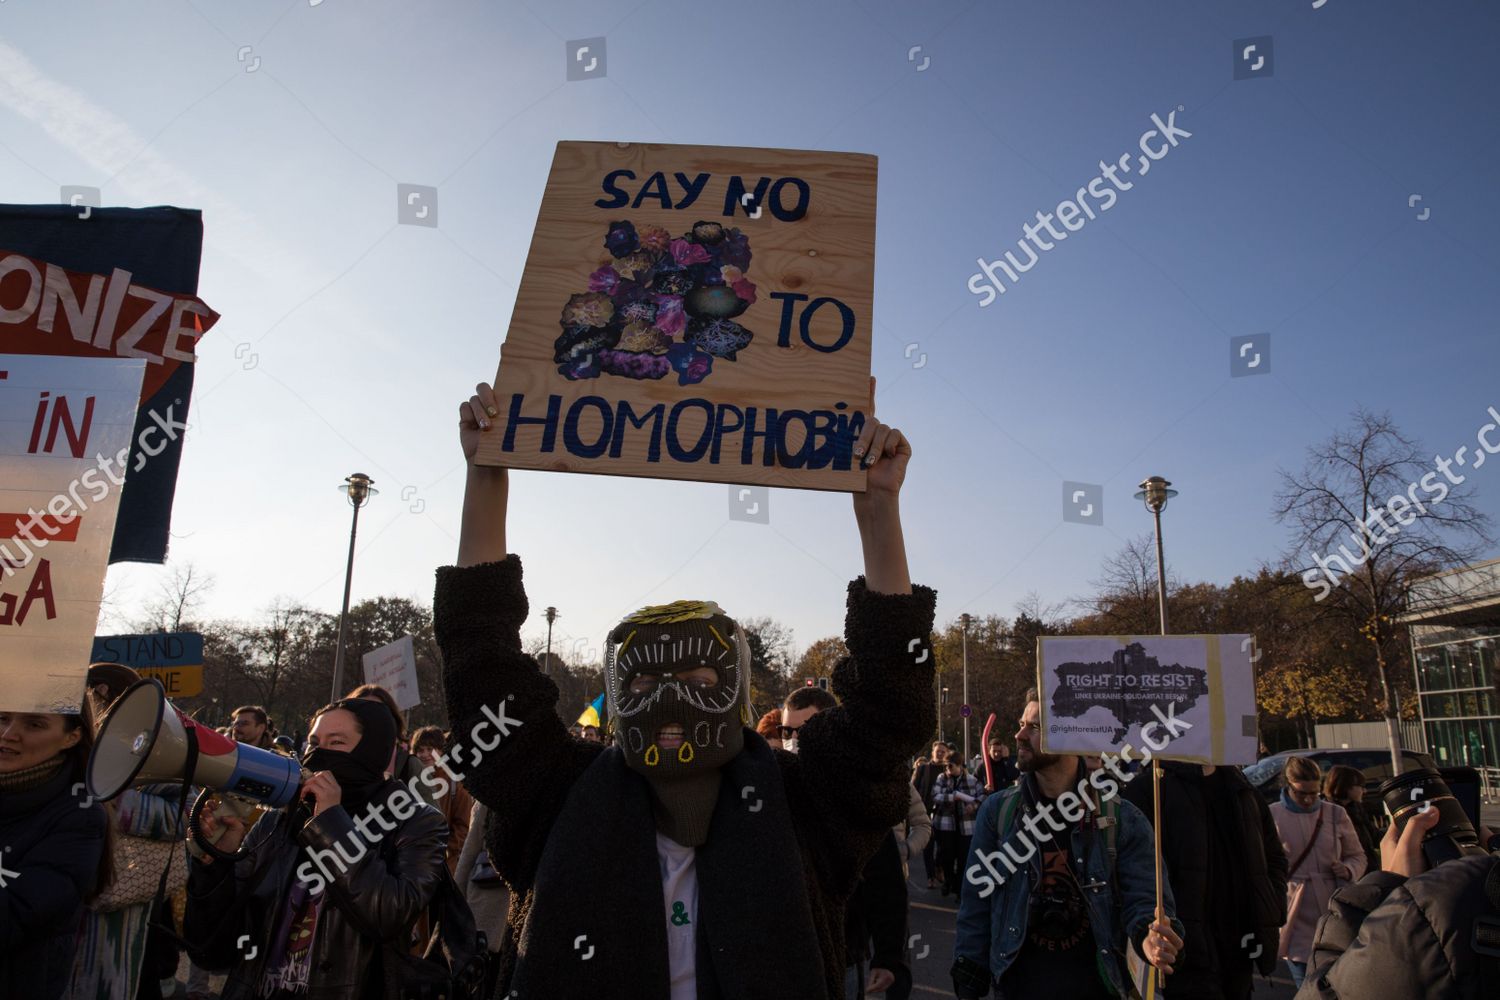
[1378,768,1485,867]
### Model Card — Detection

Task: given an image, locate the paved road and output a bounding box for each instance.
[900,874,1300,998]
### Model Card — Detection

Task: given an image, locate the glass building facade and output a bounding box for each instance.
[1403,559,1500,771]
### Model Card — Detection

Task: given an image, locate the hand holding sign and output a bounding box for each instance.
[850,380,913,596]
[457,380,509,568]
[460,381,502,459]
[852,377,909,497]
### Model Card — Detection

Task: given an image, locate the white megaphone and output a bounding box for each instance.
[88,680,306,856]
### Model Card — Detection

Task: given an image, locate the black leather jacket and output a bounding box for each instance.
[185,780,448,1000]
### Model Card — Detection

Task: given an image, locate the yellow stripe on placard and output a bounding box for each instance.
[1207,636,1225,765]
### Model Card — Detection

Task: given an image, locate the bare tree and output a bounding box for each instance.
[96,576,133,634]
[139,562,215,631]
[234,599,331,724]
[741,616,795,712]
[1275,408,1492,771]
[1013,591,1069,632]
[1072,534,1178,634]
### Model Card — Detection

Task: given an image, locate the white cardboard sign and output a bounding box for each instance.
[362,634,420,711]
[1037,634,1258,766]
[0,355,147,713]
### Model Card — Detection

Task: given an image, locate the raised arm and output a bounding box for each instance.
[794,386,936,862]
[851,376,910,596]
[455,383,507,568]
[437,381,598,889]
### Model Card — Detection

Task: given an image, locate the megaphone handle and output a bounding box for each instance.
[189,786,255,862]
[180,728,248,863]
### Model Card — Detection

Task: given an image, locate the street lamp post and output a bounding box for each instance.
[330,473,377,702]
[1134,476,1177,637]
[935,663,943,747]
[1133,473,1178,949]
[544,607,559,675]
[940,686,949,745]
[960,613,973,764]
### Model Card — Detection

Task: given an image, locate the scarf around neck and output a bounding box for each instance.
[1280,787,1320,814]
[511,733,827,998]
[0,752,67,793]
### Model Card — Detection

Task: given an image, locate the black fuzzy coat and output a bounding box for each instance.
[436,557,936,1000]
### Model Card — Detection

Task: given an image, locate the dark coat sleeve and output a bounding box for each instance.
[793,578,937,889]
[434,557,601,890]
[0,800,105,951]
[183,809,285,971]
[860,833,911,976]
[1255,788,1289,924]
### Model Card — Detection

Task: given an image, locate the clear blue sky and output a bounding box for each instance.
[3,0,1497,669]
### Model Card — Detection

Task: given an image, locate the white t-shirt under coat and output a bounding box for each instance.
[656,831,699,1000]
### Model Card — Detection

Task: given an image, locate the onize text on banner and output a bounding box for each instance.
[0,205,219,563]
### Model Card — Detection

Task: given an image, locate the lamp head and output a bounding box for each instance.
[339,472,377,508]
[1133,475,1178,513]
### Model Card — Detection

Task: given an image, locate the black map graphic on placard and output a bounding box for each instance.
[1051,641,1209,742]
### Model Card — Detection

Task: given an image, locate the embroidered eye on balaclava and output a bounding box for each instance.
[604,600,751,846]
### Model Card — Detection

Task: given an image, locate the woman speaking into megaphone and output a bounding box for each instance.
[183,697,451,999]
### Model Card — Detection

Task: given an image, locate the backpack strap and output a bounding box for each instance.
[1101,795,1118,881]
[995,788,1021,843]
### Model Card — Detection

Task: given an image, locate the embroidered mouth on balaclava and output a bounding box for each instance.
[604,600,750,846]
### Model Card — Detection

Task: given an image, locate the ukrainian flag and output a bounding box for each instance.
[577,693,605,729]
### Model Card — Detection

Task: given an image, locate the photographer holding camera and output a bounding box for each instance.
[1296,775,1500,999]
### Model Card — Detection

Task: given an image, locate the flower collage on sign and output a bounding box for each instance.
[554,220,758,385]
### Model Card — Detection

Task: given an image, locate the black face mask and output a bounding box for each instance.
[301,697,398,814]
[301,746,388,812]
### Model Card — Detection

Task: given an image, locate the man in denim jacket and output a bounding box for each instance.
[951,693,1184,999]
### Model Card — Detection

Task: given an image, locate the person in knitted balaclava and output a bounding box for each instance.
[440,376,936,999]
[604,600,752,847]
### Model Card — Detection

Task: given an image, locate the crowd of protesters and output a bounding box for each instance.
[4,378,1500,999]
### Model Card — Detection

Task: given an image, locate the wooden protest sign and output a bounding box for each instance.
[1,355,147,713]
[477,141,877,491]
[1036,634,1259,766]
